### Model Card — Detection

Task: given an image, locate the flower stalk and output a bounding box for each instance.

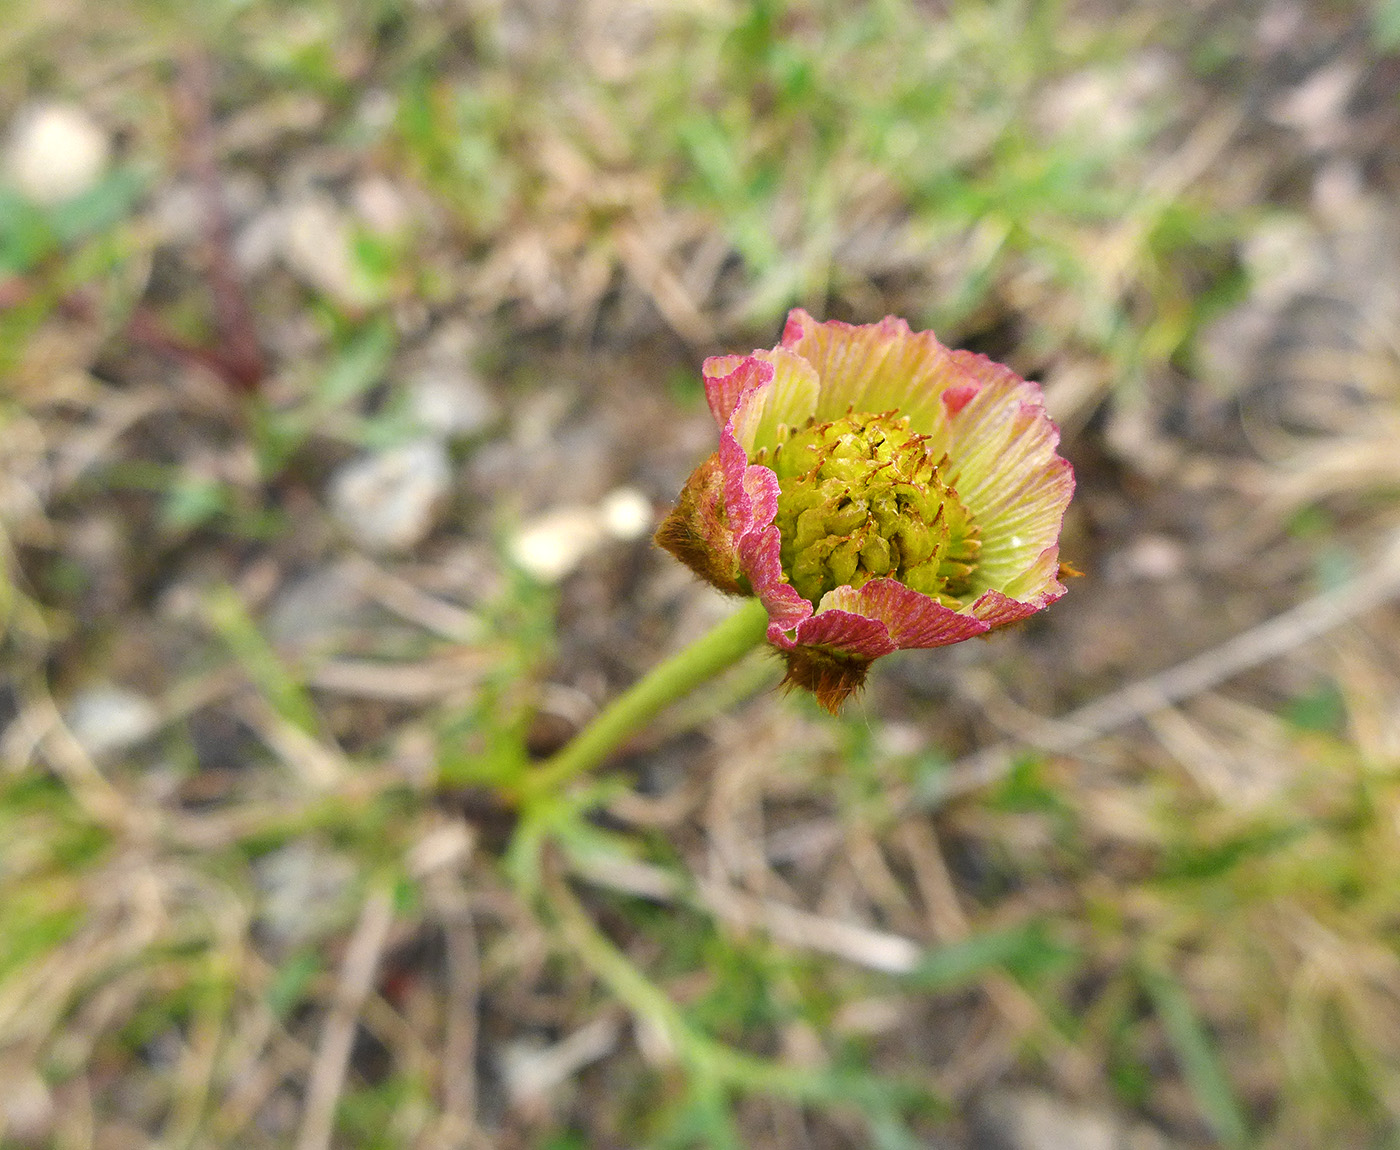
[521,597,770,798]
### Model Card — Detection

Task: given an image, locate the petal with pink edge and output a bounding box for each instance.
[702,355,771,427]
[819,580,991,650]
[781,309,985,434]
[742,523,811,632]
[772,609,896,713]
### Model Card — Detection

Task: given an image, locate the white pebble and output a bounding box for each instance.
[408,322,498,438]
[599,486,652,540]
[280,192,380,308]
[329,438,451,553]
[510,507,607,583]
[509,487,654,582]
[4,101,109,205]
[1121,534,1187,582]
[64,686,159,758]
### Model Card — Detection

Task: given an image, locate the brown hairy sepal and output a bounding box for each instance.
[779,645,872,715]
[653,452,747,596]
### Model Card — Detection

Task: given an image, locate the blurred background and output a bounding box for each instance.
[3,0,1400,1146]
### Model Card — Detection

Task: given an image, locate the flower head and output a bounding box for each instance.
[656,309,1074,712]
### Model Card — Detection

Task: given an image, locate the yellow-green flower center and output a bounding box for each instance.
[758,410,980,607]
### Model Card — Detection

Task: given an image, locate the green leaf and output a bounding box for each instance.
[266,951,321,1019]
[317,318,395,408]
[0,185,54,272]
[1374,0,1400,49]
[160,474,229,533]
[46,166,145,244]
[204,584,320,736]
[902,921,1074,992]
[1140,962,1250,1146]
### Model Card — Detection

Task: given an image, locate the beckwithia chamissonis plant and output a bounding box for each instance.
[655,309,1074,712]
[522,310,1072,797]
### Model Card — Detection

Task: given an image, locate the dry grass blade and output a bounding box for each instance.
[295,886,395,1150]
[570,849,922,974]
[938,530,1400,803]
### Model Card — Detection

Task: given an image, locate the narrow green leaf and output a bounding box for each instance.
[902,921,1072,992]
[204,585,320,735]
[317,319,395,408]
[1140,963,1250,1146]
[266,951,320,1020]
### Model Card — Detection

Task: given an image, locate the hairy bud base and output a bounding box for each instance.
[757,410,980,607]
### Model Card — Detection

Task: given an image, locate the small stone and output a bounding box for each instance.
[264,561,371,651]
[0,1061,54,1143]
[64,686,160,758]
[351,173,411,235]
[0,1047,53,1142]
[407,323,498,439]
[1117,534,1188,583]
[254,841,356,950]
[508,486,651,582]
[1270,60,1362,150]
[411,370,497,438]
[405,820,476,879]
[4,101,109,205]
[500,1018,620,1107]
[974,1088,1178,1150]
[329,439,451,553]
[874,721,925,758]
[280,192,382,308]
[599,487,652,540]
[509,506,607,583]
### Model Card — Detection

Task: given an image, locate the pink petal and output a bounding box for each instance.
[743,522,812,631]
[716,410,812,632]
[703,355,772,427]
[780,308,989,433]
[968,589,1045,629]
[710,348,821,456]
[941,383,980,416]
[769,609,896,662]
[820,580,991,649]
[994,544,1068,605]
[939,384,1074,594]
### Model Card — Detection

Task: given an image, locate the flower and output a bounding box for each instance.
[656,309,1074,712]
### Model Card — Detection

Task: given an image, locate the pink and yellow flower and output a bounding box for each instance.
[656,309,1074,712]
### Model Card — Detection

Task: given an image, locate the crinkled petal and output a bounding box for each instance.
[744,347,820,453]
[781,309,984,433]
[742,518,812,631]
[708,347,821,456]
[819,579,991,650]
[703,354,771,427]
[971,457,1074,593]
[768,607,896,660]
[935,376,1074,595]
[716,418,812,631]
[769,609,894,714]
[990,544,1066,607]
[966,547,1067,628]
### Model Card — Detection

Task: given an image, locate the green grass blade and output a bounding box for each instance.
[901,921,1072,992]
[1140,962,1250,1147]
[204,585,320,735]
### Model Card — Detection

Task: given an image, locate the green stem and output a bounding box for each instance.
[523,597,771,798]
[541,856,863,1104]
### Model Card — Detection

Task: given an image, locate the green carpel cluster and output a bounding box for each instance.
[759,410,980,606]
